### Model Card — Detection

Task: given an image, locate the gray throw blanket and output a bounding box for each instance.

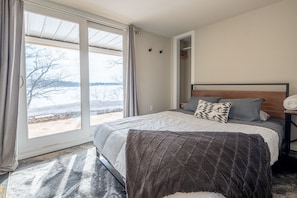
[126,130,272,198]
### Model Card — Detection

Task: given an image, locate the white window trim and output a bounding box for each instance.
[26,36,122,56]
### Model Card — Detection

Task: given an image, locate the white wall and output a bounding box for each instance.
[195,0,297,93]
[135,31,171,115]
[194,0,297,141]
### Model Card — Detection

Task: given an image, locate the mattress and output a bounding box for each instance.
[93,110,282,197]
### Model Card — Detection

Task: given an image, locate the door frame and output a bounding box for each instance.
[18,5,91,160]
[172,31,195,109]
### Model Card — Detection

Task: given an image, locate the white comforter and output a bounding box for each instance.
[93,111,279,197]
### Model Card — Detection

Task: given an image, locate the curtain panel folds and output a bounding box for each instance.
[0,0,24,175]
[124,25,138,117]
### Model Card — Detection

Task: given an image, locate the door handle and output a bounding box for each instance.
[20,75,24,88]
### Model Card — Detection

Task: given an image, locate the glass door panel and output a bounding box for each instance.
[88,26,124,126]
[24,11,81,138]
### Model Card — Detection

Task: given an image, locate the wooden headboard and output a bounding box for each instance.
[191,83,289,119]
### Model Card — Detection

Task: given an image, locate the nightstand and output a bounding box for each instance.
[284,110,297,154]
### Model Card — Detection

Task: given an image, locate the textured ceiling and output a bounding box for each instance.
[49,0,283,37]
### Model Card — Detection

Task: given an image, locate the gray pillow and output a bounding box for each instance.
[183,96,222,112]
[219,98,265,121]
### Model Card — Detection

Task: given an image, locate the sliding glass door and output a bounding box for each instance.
[88,24,124,126]
[18,5,126,159]
[25,28,81,138]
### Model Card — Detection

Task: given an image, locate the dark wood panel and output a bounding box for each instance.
[192,89,287,119]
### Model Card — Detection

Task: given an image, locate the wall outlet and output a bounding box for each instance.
[149,105,153,112]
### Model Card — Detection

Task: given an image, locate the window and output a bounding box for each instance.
[25,11,81,138]
[88,26,124,126]
[18,4,126,158]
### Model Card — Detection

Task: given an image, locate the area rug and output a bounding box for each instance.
[0,174,8,198]
[5,143,297,198]
[271,152,297,198]
[6,143,125,198]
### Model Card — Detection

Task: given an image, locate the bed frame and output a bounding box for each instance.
[97,82,290,189]
[191,83,289,119]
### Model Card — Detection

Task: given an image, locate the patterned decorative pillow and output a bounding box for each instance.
[194,100,232,123]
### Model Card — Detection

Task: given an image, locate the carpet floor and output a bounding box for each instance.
[0,174,8,198]
[4,143,297,198]
[6,143,125,198]
[271,152,297,198]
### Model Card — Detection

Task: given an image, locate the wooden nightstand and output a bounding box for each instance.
[284,110,297,154]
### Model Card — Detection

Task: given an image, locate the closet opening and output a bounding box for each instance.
[179,37,192,103]
[172,31,195,109]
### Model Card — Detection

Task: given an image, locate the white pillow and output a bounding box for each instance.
[194,100,232,123]
[260,110,270,121]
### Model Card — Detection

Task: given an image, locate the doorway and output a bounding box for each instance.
[172,31,195,109]
[179,37,192,103]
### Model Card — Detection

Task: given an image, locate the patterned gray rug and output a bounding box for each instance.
[6,143,125,198]
[0,173,8,198]
[271,152,297,198]
[5,143,297,198]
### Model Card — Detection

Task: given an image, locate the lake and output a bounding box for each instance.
[28,85,123,117]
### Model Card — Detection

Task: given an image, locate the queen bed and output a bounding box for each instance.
[93,83,289,198]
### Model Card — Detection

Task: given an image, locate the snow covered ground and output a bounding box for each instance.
[27,85,124,138]
[28,86,123,117]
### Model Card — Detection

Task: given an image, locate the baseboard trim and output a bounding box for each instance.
[18,137,93,160]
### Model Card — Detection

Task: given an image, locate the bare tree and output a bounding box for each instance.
[108,58,123,100]
[90,57,123,101]
[26,45,67,107]
[91,85,109,101]
[106,58,123,84]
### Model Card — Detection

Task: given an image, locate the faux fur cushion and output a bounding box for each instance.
[194,100,232,123]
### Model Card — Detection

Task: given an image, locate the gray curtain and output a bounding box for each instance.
[0,0,24,175]
[124,25,138,117]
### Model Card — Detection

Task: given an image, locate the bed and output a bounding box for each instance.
[93,83,289,198]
